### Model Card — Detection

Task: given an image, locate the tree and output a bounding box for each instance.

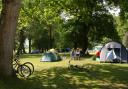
[0,0,21,77]
[123,31,128,48]
[17,0,63,51]
[55,0,119,52]
[18,0,123,53]
[16,29,26,55]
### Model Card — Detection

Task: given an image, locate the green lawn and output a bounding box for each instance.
[1,54,128,89]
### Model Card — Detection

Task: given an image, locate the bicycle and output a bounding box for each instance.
[68,60,90,72]
[13,55,34,78]
[15,54,34,74]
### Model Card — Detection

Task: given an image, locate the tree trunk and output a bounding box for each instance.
[49,26,53,49]
[17,30,26,55]
[29,38,32,53]
[80,23,90,55]
[82,35,88,54]
[0,0,21,77]
[73,32,78,49]
[123,31,128,48]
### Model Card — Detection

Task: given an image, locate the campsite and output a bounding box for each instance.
[1,0,128,89]
[1,54,128,89]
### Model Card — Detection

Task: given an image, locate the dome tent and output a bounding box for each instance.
[41,52,62,62]
[100,41,128,63]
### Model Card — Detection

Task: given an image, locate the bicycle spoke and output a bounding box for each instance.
[23,62,34,74]
[17,65,31,78]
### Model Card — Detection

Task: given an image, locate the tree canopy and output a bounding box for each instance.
[15,0,128,52]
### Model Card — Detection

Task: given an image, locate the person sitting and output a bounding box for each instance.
[70,48,76,60]
[75,48,80,60]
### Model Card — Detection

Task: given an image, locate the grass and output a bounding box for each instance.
[0,54,128,89]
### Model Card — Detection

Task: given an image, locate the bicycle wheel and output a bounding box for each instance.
[17,64,31,78]
[23,62,34,74]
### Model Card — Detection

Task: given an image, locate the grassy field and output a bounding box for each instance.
[0,54,128,89]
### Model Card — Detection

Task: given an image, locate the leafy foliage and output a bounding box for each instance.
[16,0,124,51]
[123,32,128,48]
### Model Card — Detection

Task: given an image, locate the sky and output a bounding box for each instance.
[108,7,120,16]
[61,6,121,21]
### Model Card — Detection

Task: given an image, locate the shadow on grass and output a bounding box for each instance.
[1,64,128,89]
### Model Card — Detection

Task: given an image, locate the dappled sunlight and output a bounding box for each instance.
[27,65,128,89]
[1,54,127,89]
[1,63,128,89]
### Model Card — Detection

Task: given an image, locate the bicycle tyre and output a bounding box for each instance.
[23,62,34,74]
[17,64,31,78]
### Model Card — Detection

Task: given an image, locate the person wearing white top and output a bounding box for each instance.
[76,48,80,60]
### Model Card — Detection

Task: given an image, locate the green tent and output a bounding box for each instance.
[40,52,62,62]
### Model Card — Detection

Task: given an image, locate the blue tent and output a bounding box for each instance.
[40,52,62,62]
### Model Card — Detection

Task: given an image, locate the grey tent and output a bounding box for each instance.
[40,52,62,62]
[100,41,128,63]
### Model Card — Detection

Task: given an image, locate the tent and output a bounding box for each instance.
[40,52,62,62]
[100,41,128,63]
